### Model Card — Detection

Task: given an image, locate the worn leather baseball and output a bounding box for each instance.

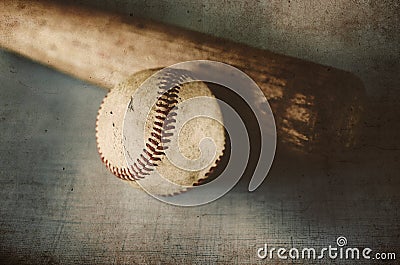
[96,69,225,195]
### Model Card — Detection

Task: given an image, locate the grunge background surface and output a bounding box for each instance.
[0,1,399,264]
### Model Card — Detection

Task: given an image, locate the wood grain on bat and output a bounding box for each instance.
[0,0,365,152]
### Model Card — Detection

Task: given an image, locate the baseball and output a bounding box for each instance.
[96,69,226,195]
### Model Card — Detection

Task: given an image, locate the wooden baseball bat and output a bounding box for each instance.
[0,0,365,153]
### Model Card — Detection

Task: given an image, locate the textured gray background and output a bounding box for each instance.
[1,0,399,264]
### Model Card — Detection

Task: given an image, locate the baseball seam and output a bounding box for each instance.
[126,71,192,180]
[95,73,185,181]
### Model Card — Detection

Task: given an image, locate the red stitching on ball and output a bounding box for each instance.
[128,73,185,180]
